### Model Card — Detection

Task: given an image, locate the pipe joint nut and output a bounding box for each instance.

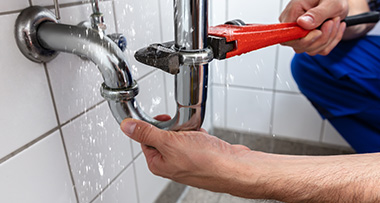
[100,81,139,101]
[178,47,214,65]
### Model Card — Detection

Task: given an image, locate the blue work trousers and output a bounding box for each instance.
[292,36,380,153]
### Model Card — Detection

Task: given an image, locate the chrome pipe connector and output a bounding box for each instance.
[179,47,213,65]
[100,81,139,102]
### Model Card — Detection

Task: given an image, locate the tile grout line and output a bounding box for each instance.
[269,0,286,136]
[0,127,59,165]
[88,150,144,203]
[111,0,119,33]
[175,186,190,203]
[43,63,80,203]
[132,153,142,203]
[88,160,136,203]
[212,83,301,95]
[269,45,281,135]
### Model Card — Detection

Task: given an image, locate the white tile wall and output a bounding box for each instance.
[0,131,76,203]
[135,154,170,203]
[226,87,272,134]
[114,0,161,79]
[0,13,57,159]
[272,93,323,142]
[227,0,280,24]
[226,46,277,89]
[0,0,29,13]
[275,46,299,92]
[92,164,138,203]
[62,102,133,202]
[212,86,226,128]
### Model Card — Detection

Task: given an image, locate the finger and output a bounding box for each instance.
[281,30,322,52]
[305,18,341,55]
[318,22,346,55]
[297,0,348,30]
[153,114,172,121]
[120,118,168,147]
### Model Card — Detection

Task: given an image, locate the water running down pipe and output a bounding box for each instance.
[15,0,209,131]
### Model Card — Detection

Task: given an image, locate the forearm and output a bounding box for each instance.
[343,0,376,40]
[227,151,380,202]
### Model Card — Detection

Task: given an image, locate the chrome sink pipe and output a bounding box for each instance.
[15,0,209,131]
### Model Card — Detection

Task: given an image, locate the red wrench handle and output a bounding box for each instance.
[208,22,310,59]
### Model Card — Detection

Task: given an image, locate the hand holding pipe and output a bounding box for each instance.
[208,11,380,60]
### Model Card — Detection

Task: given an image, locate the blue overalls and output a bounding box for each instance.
[291,0,380,153]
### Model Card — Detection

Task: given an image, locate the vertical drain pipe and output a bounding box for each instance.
[173,0,209,130]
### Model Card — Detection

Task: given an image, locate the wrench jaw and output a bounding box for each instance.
[207,35,235,60]
[134,41,214,75]
[134,42,180,74]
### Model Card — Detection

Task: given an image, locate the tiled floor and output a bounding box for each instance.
[179,187,283,203]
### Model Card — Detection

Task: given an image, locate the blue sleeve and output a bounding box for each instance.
[368,0,380,11]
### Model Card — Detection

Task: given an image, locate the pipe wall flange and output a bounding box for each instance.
[100,81,139,101]
[15,6,59,63]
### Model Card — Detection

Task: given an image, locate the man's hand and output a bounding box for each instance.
[120,118,255,193]
[279,0,349,55]
[120,118,380,202]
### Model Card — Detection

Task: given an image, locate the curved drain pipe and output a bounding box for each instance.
[14,1,209,131]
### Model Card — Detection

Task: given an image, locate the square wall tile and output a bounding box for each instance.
[47,2,116,123]
[92,164,138,203]
[0,13,57,159]
[210,60,226,85]
[273,93,323,142]
[226,46,277,89]
[212,85,226,128]
[114,0,161,79]
[275,46,299,92]
[62,102,133,203]
[322,121,350,147]
[159,0,174,42]
[210,0,226,26]
[0,0,29,13]
[48,54,104,123]
[227,0,280,24]
[0,131,76,203]
[135,154,170,203]
[226,88,272,134]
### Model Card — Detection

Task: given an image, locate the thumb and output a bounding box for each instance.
[120,118,165,147]
[297,1,347,30]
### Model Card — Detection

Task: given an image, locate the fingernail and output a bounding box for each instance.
[299,15,314,24]
[121,120,136,136]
